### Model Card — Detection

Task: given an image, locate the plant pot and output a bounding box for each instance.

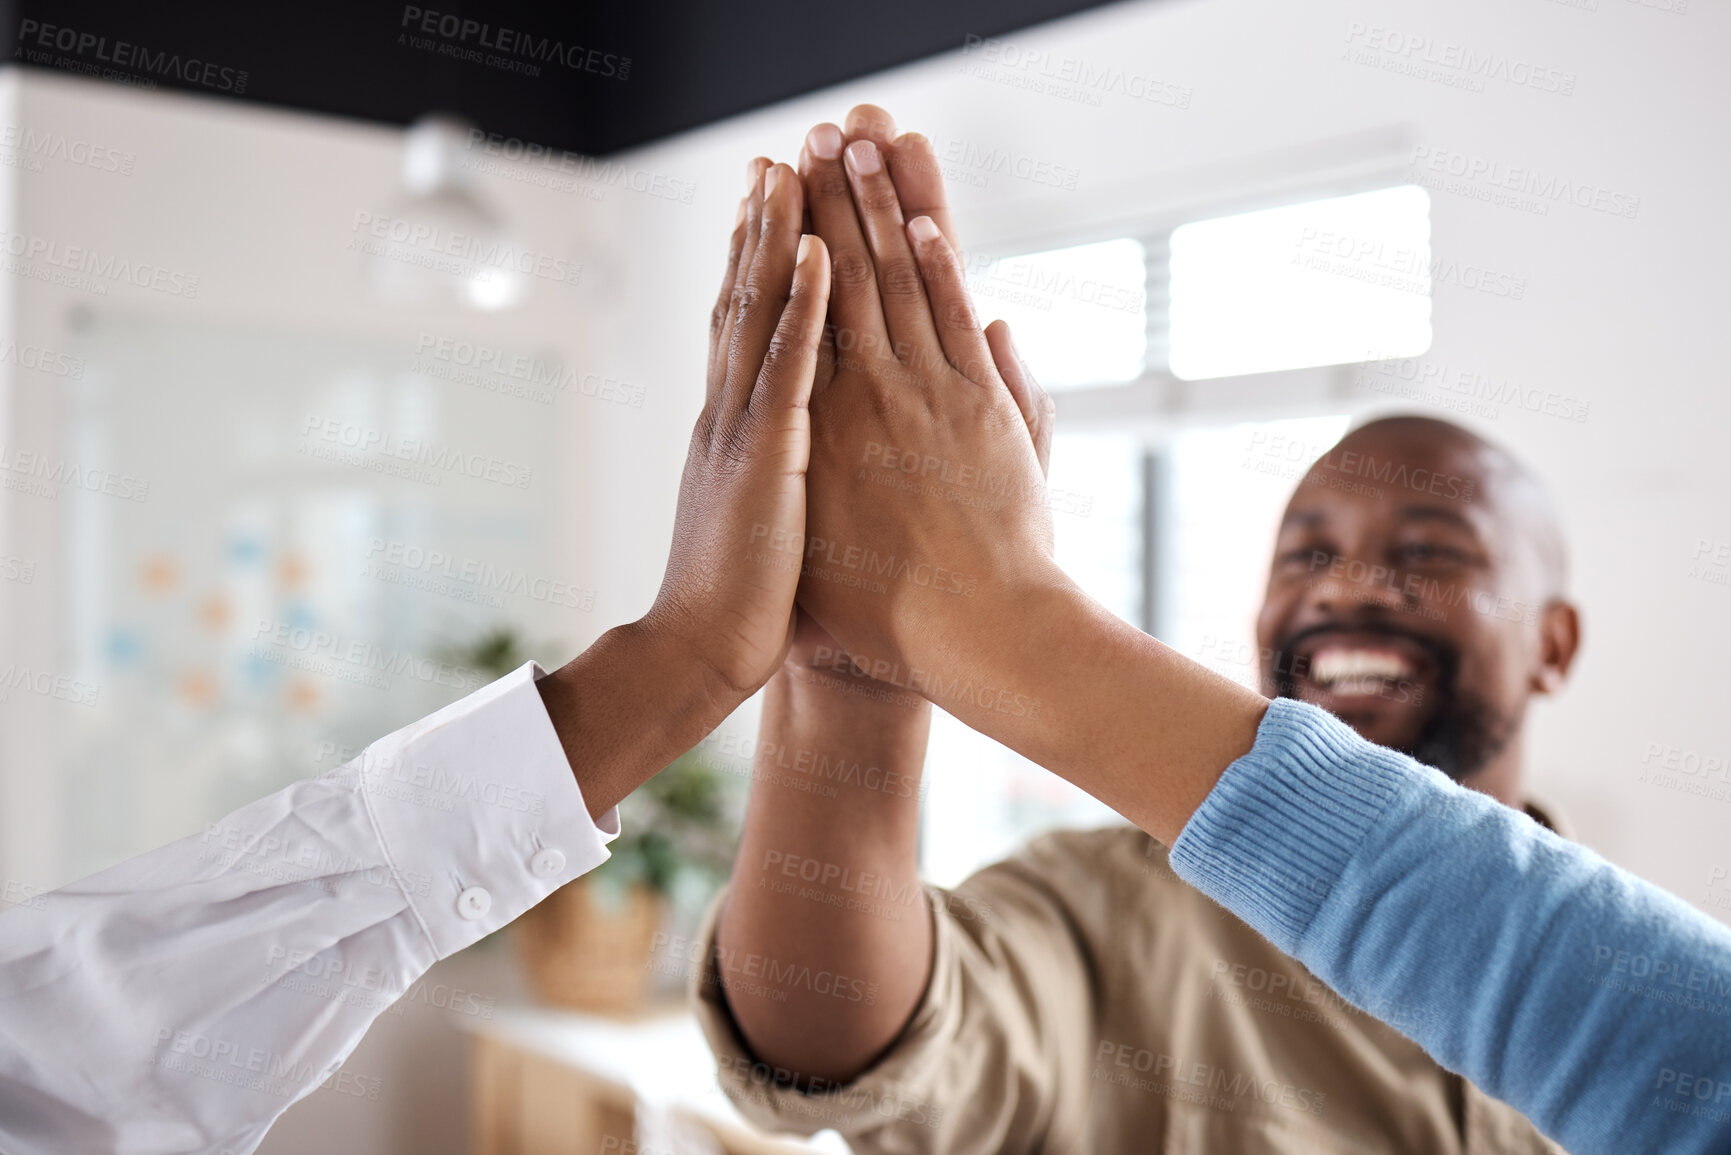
[514,879,666,1017]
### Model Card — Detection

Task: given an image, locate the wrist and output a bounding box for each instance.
[753,659,934,815]
[629,613,754,732]
[539,618,741,818]
[902,560,1079,675]
[776,652,933,719]
[883,569,1084,732]
[916,570,1268,843]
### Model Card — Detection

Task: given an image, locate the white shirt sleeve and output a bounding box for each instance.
[0,661,616,1155]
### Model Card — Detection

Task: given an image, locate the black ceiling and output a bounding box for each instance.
[5,0,1123,155]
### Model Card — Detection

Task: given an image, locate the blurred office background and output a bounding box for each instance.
[0,0,1725,1150]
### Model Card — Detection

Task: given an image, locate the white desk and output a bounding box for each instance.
[465,1004,850,1155]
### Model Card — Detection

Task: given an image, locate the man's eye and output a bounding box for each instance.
[1398,543,1464,564]
[1278,547,1328,569]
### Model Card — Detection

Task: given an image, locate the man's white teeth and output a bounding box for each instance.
[1310,648,1413,688]
[1327,676,1396,695]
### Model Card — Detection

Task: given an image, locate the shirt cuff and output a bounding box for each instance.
[337,660,619,960]
[1167,696,1436,954]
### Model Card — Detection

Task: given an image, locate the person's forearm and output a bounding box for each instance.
[715,662,933,1084]
[1157,698,1731,1155]
[538,621,739,820]
[902,574,1268,847]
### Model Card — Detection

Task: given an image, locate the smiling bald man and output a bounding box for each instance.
[1258,415,1580,810]
[699,413,1582,1153]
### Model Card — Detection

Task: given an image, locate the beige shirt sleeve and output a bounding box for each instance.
[691,848,1100,1154]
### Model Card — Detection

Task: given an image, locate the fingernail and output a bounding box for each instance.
[845,139,881,175]
[807,124,843,160]
[907,216,940,243]
[797,234,814,263]
[764,165,783,198]
[746,158,763,191]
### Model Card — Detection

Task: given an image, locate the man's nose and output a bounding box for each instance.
[1306,555,1407,613]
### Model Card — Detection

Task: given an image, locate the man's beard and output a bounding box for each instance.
[1272,637,1518,782]
[1404,681,1519,782]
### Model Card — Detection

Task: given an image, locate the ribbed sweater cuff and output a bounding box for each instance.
[1168,697,1417,953]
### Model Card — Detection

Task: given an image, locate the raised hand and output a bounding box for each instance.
[792,113,1063,682]
[539,159,834,817]
[643,158,832,700]
[782,109,1054,683]
[826,106,1056,473]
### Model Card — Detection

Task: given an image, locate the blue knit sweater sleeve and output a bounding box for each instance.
[1168,697,1731,1155]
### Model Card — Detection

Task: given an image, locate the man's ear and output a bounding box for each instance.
[1532,599,1581,694]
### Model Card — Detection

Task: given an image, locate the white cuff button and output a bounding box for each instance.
[531,848,566,878]
[457,887,492,920]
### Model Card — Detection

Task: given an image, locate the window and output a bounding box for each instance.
[1168,185,1433,380]
[967,238,1147,390]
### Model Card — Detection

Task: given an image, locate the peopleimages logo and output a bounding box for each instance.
[0,665,100,707]
[649,932,880,1006]
[0,339,84,379]
[1342,23,1576,96]
[809,644,1043,721]
[350,212,582,288]
[1293,228,1527,302]
[962,251,1145,315]
[201,822,435,898]
[750,523,979,599]
[15,20,249,92]
[1311,448,1475,502]
[299,414,534,489]
[929,137,1082,191]
[1652,1067,1731,1123]
[414,334,645,407]
[462,132,694,205]
[1358,357,1591,424]
[249,617,482,692]
[695,729,926,801]
[1407,146,1640,220]
[150,1027,379,1100]
[0,444,149,503]
[0,124,134,175]
[0,878,47,911]
[362,537,595,611]
[0,230,198,298]
[398,7,630,79]
[959,34,1192,109]
[1093,1039,1328,1116]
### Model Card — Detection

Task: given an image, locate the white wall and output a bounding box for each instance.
[0,67,713,887]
